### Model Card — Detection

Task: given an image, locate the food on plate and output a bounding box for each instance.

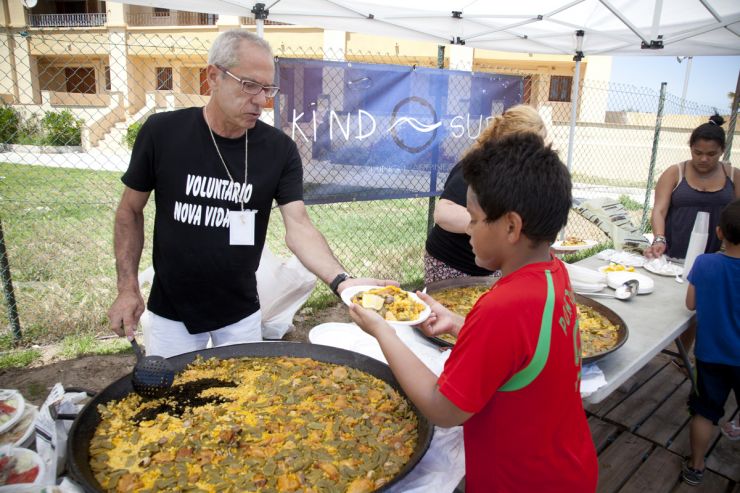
[91,356,419,493]
[578,305,621,358]
[561,236,588,247]
[0,396,18,426]
[351,285,425,322]
[427,286,621,357]
[0,450,41,486]
[601,262,635,273]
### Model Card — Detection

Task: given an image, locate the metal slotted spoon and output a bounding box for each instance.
[576,280,639,301]
[129,337,175,399]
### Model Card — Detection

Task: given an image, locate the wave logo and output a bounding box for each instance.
[388,117,443,134]
[389,97,439,153]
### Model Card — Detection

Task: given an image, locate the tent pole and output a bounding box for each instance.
[427,45,446,235]
[563,31,584,242]
[565,60,581,175]
[724,69,740,161]
[565,31,584,175]
[251,3,268,38]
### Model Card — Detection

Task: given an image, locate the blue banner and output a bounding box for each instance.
[276,59,523,203]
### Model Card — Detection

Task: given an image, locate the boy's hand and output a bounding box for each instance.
[416,291,464,338]
[349,304,395,339]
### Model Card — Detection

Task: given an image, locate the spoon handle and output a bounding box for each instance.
[575,292,614,298]
[129,337,144,362]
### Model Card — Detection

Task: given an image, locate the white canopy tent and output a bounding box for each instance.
[116,0,740,56]
[114,0,740,165]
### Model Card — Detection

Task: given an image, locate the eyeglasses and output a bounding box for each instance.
[215,65,280,98]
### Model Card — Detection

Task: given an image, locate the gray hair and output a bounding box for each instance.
[208,30,273,68]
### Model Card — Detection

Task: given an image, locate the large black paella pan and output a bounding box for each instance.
[67,342,433,492]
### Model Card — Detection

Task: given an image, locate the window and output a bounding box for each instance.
[199,68,210,95]
[65,67,96,94]
[156,67,173,90]
[549,75,572,102]
[153,8,170,17]
[104,66,111,91]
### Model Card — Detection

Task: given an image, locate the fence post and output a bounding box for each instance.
[0,219,22,341]
[723,69,739,161]
[426,45,445,234]
[641,82,667,232]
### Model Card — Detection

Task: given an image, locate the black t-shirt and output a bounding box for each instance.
[122,107,303,333]
[425,163,494,277]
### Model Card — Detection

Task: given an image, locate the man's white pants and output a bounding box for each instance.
[142,310,262,358]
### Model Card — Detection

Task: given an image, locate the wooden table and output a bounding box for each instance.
[576,255,695,404]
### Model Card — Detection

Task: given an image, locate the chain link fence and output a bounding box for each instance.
[0,25,737,346]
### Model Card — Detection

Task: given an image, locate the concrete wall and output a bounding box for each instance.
[549,122,740,183]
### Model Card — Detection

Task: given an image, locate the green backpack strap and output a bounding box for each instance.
[499,270,556,392]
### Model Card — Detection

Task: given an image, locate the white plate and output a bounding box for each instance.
[571,280,606,293]
[340,285,431,326]
[0,447,47,488]
[551,239,598,252]
[0,403,37,449]
[606,271,654,294]
[643,261,683,277]
[0,391,25,435]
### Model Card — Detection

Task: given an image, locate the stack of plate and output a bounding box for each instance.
[0,390,36,449]
[565,263,607,292]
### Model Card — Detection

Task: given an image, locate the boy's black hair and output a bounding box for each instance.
[689,114,725,149]
[719,198,740,245]
[460,132,572,244]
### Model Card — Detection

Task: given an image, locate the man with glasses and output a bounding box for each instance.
[108,30,394,357]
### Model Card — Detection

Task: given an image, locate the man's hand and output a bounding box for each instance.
[108,290,145,338]
[337,277,399,294]
[416,291,465,338]
[348,303,395,339]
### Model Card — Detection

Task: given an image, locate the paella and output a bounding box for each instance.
[429,286,622,359]
[90,356,419,493]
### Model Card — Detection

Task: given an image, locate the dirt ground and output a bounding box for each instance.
[0,303,351,406]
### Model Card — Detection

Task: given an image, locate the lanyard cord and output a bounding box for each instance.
[203,106,248,211]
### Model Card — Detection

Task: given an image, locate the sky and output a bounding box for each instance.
[608,56,739,113]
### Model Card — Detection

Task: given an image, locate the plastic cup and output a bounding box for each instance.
[692,211,709,234]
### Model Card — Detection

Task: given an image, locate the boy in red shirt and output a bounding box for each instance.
[350,133,598,492]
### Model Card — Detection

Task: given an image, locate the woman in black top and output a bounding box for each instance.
[424,105,547,284]
[645,114,738,260]
[644,114,738,369]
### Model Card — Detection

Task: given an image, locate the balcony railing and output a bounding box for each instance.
[125,11,217,27]
[240,17,289,26]
[27,13,107,28]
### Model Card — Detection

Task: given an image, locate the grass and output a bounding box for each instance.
[618,194,646,211]
[60,333,132,359]
[1,161,639,353]
[0,348,42,369]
